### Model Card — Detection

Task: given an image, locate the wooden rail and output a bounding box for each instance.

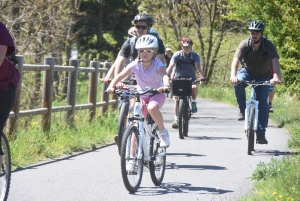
[6,56,117,134]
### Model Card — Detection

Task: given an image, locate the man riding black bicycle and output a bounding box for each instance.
[166,36,205,129]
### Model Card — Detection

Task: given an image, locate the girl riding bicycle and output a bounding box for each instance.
[106,34,170,148]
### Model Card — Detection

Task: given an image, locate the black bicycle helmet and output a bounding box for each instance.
[248,20,265,32]
[133,14,153,26]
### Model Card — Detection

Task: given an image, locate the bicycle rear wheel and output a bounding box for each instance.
[247,106,255,155]
[120,124,143,192]
[0,134,11,201]
[149,124,166,186]
[117,97,129,155]
[178,98,186,139]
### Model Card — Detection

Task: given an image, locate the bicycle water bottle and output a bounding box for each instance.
[134,102,140,117]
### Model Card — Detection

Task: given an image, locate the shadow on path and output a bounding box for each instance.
[186,136,242,140]
[166,162,227,170]
[133,182,233,196]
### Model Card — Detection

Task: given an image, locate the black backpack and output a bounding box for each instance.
[176,50,196,70]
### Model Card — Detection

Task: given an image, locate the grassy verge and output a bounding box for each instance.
[198,84,300,201]
[10,79,118,170]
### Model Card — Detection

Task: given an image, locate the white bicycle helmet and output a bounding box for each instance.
[128,27,136,37]
[135,34,158,50]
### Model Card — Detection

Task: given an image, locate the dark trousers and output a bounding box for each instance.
[0,83,16,155]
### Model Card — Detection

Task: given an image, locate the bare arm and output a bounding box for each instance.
[114,55,128,77]
[166,60,175,75]
[157,66,170,93]
[230,57,239,85]
[106,67,132,93]
[102,63,115,84]
[0,45,8,67]
[271,58,282,84]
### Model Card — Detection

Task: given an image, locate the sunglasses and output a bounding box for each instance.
[138,49,155,54]
[135,25,148,30]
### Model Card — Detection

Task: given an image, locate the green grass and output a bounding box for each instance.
[9,79,118,170]
[198,84,300,201]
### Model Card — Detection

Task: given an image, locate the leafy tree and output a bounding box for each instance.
[227,0,300,97]
[137,0,238,83]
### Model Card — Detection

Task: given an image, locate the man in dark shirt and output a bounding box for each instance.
[230,20,282,144]
[114,14,165,83]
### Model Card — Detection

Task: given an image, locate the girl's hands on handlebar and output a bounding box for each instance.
[157,85,170,93]
[106,87,115,94]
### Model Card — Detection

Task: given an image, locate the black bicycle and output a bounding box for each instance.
[172,78,204,139]
[0,132,11,200]
[113,84,136,155]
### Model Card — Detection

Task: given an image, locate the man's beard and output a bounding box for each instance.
[253,37,262,44]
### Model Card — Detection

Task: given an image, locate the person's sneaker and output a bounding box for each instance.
[126,160,137,174]
[269,104,274,113]
[191,102,198,113]
[159,129,170,148]
[237,111,245,121]
[172,120,178,129]
[256,133,268,144]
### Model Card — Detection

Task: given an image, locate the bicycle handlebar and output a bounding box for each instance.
[238,80,271,86]
[107,87,170,97]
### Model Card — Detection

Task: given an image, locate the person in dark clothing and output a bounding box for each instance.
[164,45,173,67]
[0,21,20,163]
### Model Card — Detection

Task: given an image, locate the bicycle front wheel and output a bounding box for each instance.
[117,98,129,155]
[149,124,166,186]
[183,98,190,137]
[178,98,187,139]
[247,106,255,155]
[0,134,11,201]
[120,124,143,193]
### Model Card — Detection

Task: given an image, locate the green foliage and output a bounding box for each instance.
[252,158,288,181]
[227,0,300,98]
[243,156,300,201]
[10,110,118,169]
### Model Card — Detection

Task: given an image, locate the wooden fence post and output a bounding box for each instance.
[7,55,24,135]
[66,59,79,126]
[88,61,99,121]
[42,57,54,132]
[99,61,111,114]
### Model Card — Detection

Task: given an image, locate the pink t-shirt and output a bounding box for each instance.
[128,58,164,92]
[0,22,20,91]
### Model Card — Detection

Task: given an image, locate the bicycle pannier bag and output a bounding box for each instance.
[172,78,192,96]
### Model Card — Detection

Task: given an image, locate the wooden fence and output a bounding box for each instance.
[6,55,117,135]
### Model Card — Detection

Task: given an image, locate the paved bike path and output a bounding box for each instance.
[9,98,290,201]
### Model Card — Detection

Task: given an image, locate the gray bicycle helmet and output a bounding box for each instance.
[128,27,136,37]
[135,34,158,50]
[248,20,265,32]
[133,14,153,26]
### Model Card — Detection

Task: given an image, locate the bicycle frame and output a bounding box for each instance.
[243,81,271,131]
[126,89,165,162]
[244,87,259,131]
